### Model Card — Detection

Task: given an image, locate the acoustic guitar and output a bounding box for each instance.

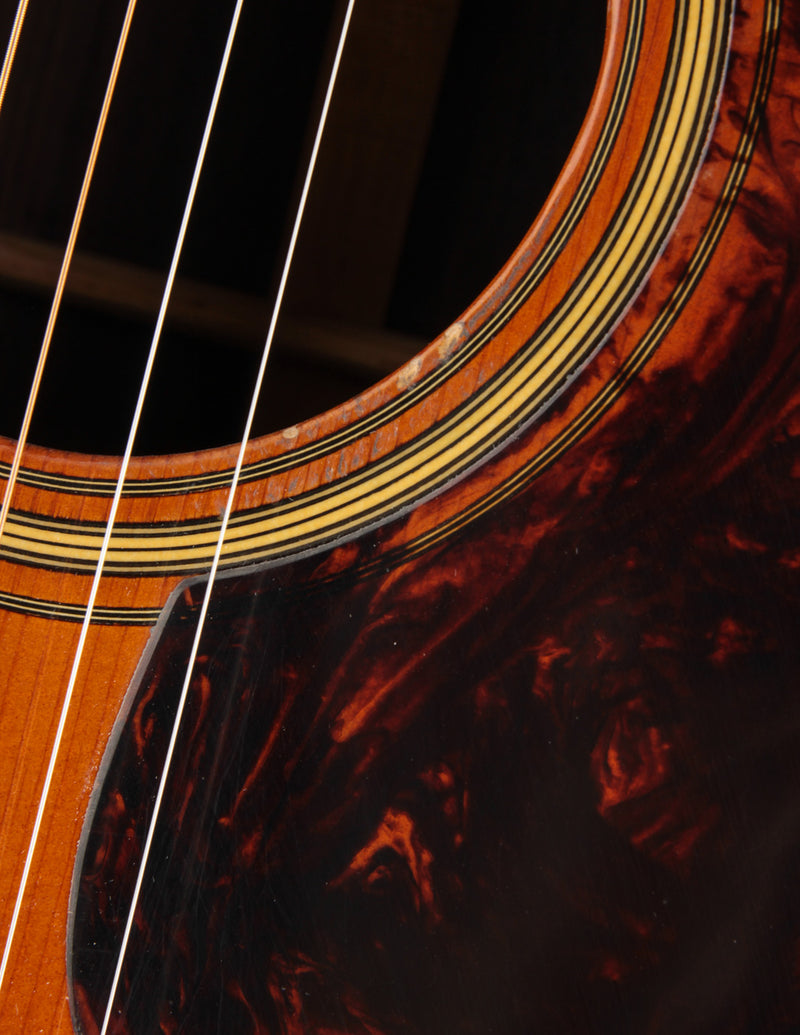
[1,0,799,1031]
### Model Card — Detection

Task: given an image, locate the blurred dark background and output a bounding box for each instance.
[0,0,604,455]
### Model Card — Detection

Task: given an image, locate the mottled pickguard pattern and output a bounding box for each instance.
[71,5,800,1033]
[72,358,800,1034]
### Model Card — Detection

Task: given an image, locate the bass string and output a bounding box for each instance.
[96,3,358,1031]
[0,0,140,544]
[0,0,245,1000]
[0,0,359,1019]
[0,0,30,116]
[0,0,142,991]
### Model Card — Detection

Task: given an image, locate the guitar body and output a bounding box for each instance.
[2,0,800,1030]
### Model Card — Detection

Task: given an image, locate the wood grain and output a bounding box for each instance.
[3,0,797,1030]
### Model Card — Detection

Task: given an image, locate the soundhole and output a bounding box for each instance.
[0,0,604,456]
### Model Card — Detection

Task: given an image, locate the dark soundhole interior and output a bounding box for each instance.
[0,0,604,455]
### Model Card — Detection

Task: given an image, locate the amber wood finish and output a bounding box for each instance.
[0,0,797,1029]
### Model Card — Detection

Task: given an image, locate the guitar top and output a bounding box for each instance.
[2,0,800,1031]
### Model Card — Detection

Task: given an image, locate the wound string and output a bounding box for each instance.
[0,0,246,997]
[0,0,30,117]
[0,0,139,546]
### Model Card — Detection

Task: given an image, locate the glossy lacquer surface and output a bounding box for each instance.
[2,0,800,1031]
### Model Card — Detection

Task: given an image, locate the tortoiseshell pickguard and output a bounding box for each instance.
[69,1,800,1031]
[71,345,800,1033]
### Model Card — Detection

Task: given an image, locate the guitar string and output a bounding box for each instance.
[0,0,30,116]
[0,0,139,546]
[98,2,357,1029]
[0,0,247,996]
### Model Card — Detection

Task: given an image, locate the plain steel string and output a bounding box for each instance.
[98,1,357,1029]
[0,0,139,546]
[0,0,247,995]
[0,0,30,115]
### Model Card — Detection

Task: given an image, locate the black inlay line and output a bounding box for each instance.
[0,1,711,533]
[0,0,722,564]
[2,0,646,498]
[0,0,741,595]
